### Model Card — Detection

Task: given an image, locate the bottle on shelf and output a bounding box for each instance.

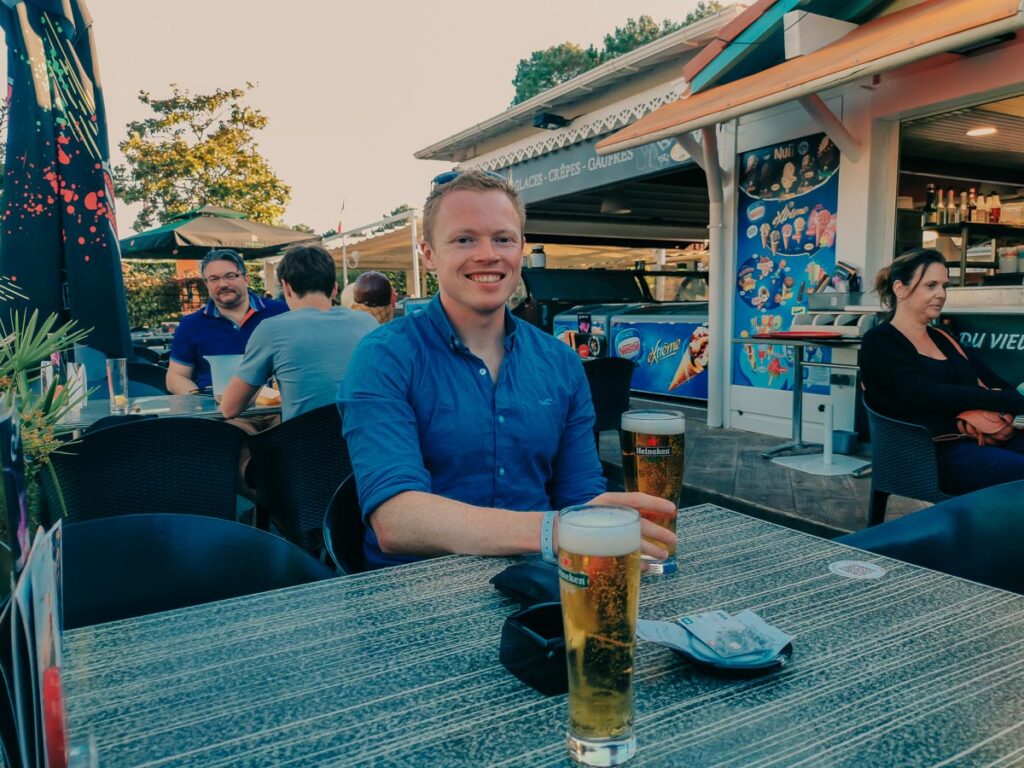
[923,183,938,227]
[967,188,977,222]
[945,188,957,224]
[988,192,1001,224]
[938,189,949,225]
[960,190,969,224]
[977,193,989,224]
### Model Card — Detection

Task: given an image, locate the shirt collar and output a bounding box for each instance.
[203,291,265,318]
[424,294,519,352]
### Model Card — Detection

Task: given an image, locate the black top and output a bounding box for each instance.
[859,322,1024,437]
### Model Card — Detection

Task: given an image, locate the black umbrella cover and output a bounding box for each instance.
[0,0,130,358]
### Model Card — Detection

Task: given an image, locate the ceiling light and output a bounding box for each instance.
[600,195,631,215]
[966,126,998,137]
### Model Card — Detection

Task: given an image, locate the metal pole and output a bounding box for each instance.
[701,125,725,429]
[341,233,349,288]
[410,215,422,298]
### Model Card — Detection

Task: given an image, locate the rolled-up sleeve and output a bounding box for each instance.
[338,330,432,522]
[546,353,606,507]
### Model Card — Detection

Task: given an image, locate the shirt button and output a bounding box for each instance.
[498,415,505,424]
[479,368,487,376]
[498,467,506,476]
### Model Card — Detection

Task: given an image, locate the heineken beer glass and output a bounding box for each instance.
[558,504,641,766]
[619,409,684,574]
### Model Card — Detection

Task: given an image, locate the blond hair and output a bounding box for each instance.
[422,170,525,245]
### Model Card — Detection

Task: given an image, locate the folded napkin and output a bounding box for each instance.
[255,385,281,407]
[638,609,793,673]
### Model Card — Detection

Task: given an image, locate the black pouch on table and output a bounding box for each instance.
[489,558,560,606]
[499,602,567,696]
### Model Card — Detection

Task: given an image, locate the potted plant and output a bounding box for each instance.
[0,311,92,535]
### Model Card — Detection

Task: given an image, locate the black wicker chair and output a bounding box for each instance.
[582,357,636,447]
[246,405,351,554]
[127,361,169,394]
[132,344,164,365]
[864,400,954,526]
[838,479,1024,595]
[62,513,336,629]
[40,417,245,524]
[323,474,366,575]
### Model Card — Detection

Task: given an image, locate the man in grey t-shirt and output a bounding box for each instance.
[220,245,378,421]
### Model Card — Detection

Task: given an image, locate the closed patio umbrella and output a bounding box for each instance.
[0,0,131,358]
[120,205,321,260]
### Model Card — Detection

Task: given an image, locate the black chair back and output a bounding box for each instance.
[127,361,169,395]
[838,479,1024,595]
[85,413,158,435]
[40,417,245,524]
[582,357,636,440]
[132,345,164,365]
[62,513,336,629]
[323,474,366,575]
[246,405,351,554]
[864,399,953,525]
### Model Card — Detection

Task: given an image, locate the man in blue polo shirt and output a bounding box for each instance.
[166,249,288,395]
[338,170,675,570]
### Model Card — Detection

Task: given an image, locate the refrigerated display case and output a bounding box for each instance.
[552,303,646,359]
[609,303,710,400]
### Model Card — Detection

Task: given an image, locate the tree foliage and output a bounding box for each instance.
[115,83,291,232]
[511,4,723,105]
[511,43,600,106]
[371,204,414,234]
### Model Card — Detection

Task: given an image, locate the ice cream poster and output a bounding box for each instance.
[733,132,839,393]
[612,321,709,399]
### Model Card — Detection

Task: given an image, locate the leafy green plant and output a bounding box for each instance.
[0,311,92,522]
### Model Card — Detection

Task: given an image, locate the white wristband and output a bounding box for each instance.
[540,510,557,564]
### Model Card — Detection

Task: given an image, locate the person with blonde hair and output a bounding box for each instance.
[339,169,674,570]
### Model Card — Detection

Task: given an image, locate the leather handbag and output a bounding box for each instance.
[934,328,1015,446]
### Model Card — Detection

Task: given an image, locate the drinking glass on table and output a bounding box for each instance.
[558,504,641,766]
[619,409,685,574]
[105,358,128,415]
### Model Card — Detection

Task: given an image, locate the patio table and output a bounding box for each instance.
[57,394,279,433]
[62,504,1024,767]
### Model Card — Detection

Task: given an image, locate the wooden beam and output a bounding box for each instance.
[798,94,862,162]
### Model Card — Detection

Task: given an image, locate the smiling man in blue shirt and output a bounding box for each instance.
[338,170,675,570]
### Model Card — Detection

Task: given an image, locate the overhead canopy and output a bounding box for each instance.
[324,219,707,273]
[121,205,320,260]
[597,0,1024,155]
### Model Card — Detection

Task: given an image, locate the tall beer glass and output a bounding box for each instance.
[558,504,641,766]
[619,409,685,574]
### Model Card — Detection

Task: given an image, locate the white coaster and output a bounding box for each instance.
[772,453,871,477]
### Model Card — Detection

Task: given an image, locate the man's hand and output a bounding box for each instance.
[586,491,677,563]
[219,375,259,419]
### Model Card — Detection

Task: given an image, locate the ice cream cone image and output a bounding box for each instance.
[782,224,792,251]
[760,223,770,249]
[669,326,710,390]
[769,230,780,256]
[793,217,805,243]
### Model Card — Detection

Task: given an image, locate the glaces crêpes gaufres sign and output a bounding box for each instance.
[732,133,839,394]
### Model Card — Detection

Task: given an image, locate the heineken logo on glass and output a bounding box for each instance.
[559,566,590,589]
[636,445,672,456]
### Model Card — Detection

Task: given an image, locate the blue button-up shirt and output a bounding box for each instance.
[170,292,288,388]
[338,295,605,569]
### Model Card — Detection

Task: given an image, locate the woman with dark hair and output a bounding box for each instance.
[859,248,1024,494]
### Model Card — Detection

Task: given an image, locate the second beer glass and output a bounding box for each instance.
[558,504,641,766]
[619,409,685,574]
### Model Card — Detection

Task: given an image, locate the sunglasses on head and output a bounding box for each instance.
[431,169,510,188]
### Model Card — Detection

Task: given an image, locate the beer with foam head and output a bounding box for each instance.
[558,505,641,766]
[619,409,684,574]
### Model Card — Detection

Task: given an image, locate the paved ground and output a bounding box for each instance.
[600,400,928,539]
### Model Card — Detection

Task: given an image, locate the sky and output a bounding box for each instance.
[3,0,714,235]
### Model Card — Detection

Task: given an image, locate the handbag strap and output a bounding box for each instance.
[931,326,969,360]
[931,326,987,389]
